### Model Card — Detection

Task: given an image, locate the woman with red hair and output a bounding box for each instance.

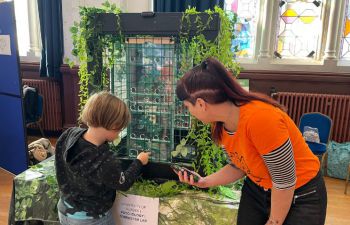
[175,57,327,225]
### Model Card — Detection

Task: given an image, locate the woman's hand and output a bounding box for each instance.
[177,170,207,188]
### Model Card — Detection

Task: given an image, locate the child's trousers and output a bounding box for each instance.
[58,208,114,225]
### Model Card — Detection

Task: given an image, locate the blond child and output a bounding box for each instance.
[55,91,150,225]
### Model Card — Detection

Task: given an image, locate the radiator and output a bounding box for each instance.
[273,92,350,143]
[22,79,62,132]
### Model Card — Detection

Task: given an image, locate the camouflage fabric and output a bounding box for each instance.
[14,156,239,224]
[158,191,238,225]
[14,156,59,223]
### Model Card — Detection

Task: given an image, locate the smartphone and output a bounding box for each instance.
[170,164,200,183]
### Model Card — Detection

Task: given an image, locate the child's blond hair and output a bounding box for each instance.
[80,91,130,130]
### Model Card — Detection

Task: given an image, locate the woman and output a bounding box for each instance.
[175,57,327,225]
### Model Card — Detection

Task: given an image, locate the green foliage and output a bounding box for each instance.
[180,6,241,74]
[68,2,242,195]
[217,186,238,199]
[177,7,242,192]
[171,139,189,157]
[67,1,124,112]
[15,159,59,221]
[128,180,188,198]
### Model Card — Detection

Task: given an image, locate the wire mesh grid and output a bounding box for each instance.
[111,36,194,163]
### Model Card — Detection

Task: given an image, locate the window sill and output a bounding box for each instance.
[337,60,350,67]
[20,55,41,63]
[236,58,258,64]
[270,58,323,66]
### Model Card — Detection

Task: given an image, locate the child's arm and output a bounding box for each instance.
[112,159,144,191]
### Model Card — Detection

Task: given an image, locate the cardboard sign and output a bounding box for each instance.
[113,193,159,225]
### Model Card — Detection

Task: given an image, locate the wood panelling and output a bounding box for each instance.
[239,70,350,96]
[60,65,80,129]
[20,63,350,131]
[20,63,80,130]
[20,62,41,79]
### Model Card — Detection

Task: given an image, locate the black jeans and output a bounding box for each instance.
[237,171,327,225]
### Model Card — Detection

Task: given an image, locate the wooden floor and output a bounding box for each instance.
[0,136,349,224]
[325,177,350,225]
[0,168,14,225]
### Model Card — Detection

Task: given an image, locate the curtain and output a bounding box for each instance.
[154,0,224,12]
[37,0,64,79]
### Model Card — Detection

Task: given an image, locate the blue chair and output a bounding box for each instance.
[26,94,45,137]
[299,112,332,171]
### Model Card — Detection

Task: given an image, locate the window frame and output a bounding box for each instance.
[236,0,349,72]
[338,0,350,65]
[225,0,262,61]
[14,0,41,63]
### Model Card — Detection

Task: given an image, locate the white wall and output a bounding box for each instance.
[62,0,152,61]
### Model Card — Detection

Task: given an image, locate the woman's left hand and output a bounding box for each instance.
[177,170,207,188]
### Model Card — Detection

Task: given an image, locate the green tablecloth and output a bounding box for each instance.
[13,156,239,224]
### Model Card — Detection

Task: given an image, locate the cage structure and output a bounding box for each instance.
[90,12,220,164]
[112,37,192,162]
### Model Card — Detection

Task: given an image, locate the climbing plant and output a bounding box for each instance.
[68,1,242,195]
[179,6,240,74]
[67,1,124,111]
[175,7,241,182]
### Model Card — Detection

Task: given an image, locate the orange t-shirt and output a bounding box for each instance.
[220,101,320,189]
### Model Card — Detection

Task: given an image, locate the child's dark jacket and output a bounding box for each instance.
[55,127,143,218]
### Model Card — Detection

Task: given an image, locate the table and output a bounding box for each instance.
[10,156,239,225]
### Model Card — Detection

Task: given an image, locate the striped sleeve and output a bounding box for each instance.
[261,138,296,190]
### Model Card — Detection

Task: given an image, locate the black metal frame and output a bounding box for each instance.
[87,11,220,94]
[94,12,220,41]
[86,12,221,179]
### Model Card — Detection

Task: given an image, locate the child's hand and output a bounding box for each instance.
[137,151,151,165]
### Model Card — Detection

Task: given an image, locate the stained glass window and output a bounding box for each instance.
[275,0,323,59]
[340,0,350,60]
[225,0,259,58]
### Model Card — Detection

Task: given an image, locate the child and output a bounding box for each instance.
[55,91,150,225]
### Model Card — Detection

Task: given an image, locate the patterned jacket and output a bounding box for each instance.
[55,127,143,218]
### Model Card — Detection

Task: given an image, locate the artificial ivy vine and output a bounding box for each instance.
[68,1,242,196]
[66,1,124,111]
[179,6,240,73]
[128,180,188,198]
[176,7,241,181]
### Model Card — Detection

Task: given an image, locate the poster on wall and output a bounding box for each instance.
[0,35,11,55]
[113,193,160,225]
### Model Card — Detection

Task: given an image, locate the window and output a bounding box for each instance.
[340,0,350,60]
[14,0,41,61]
[274,0,324,59]
[225,0,259,58]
